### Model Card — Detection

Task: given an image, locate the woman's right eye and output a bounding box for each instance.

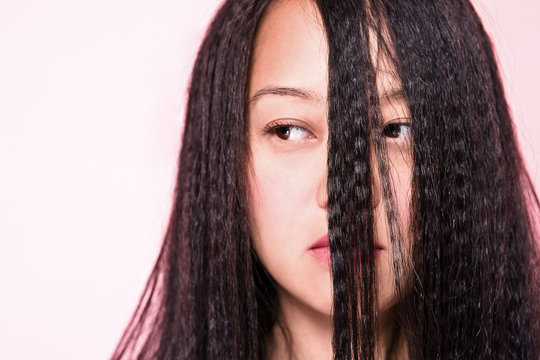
[265,123,314,141]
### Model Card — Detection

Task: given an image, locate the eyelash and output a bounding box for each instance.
[263,121,314,141]
[382,121,412,140]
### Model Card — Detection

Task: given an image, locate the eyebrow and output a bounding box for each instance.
[249,86,323,104]
[379,88,406,101]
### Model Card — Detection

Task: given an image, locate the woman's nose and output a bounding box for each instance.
[316,165,328,209]
[317,151,382,210]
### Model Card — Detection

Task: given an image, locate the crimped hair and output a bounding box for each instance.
[111,0,540,359]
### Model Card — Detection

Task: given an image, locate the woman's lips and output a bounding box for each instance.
[308,233,384,265]
[309,245,332,264]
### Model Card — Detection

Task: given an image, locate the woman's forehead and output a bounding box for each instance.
[248,0,328,103]
[248,0,404,109]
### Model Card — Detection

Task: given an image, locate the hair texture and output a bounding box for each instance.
[111,0,540,359]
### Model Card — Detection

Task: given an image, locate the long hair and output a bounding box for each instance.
[111,0,540,359]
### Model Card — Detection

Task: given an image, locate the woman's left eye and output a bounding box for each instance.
[382,123,412,140]
[266,124,313,141]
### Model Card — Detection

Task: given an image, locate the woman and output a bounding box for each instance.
[112,0,540,359]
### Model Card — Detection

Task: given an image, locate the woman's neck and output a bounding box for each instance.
[266,295,404,360]
[266,290,333,360]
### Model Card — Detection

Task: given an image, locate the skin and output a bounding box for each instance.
[247,0,412,358]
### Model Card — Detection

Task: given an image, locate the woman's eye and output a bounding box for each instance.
[268,124,313,141]
[382,123,412,140]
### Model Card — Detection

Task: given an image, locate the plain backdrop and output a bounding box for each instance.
[0,1,538,359]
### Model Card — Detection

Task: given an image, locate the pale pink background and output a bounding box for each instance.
[0,1,538,359]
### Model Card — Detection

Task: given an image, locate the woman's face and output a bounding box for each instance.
[247,0,412,319]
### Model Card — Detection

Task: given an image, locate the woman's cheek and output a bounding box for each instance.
[250,145,321,212]
[393,161,413,231]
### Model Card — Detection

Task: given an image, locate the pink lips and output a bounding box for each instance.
[308,233,384,265]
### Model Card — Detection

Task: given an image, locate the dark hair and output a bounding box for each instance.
[111,0,540,359]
